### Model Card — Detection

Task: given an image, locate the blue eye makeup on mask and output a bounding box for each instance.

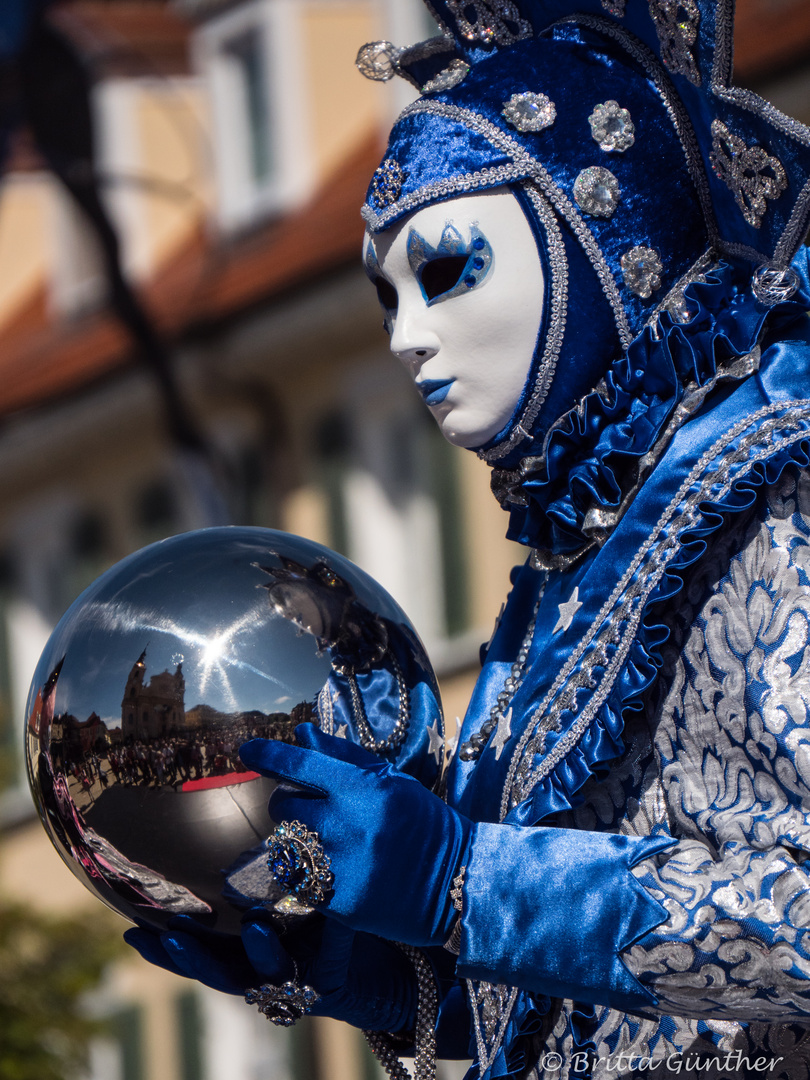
[407,223,493,306]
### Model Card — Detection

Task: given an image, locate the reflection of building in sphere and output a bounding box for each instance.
[121,649,186,741]
[63,712,107,758]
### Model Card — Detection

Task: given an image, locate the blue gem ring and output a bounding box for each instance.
[266,820,334,907]
[245,982,321,1027]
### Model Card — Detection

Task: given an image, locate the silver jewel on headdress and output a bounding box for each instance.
[445,0,532,46]
[601,0,626,15]
[502,92,556,133]
[422,59,470,94]
[649,0,701,86]
[710,120,788,230]
[573,167,621,218]
[588,100,635,153]
[369,158,406,210]
[355,40,403,82]
[621,246,664,298]
[751,265,801,306]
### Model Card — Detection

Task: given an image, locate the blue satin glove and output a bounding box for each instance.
[124,911,419,1033]
[239,727,471,948]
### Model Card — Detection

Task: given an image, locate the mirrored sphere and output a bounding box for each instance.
[25,527,437,935]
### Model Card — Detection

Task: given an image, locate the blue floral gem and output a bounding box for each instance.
[370,159,407,210]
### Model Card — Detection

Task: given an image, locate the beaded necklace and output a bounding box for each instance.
[458,573,547,761]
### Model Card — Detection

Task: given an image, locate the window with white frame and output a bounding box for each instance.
[193,0,314,232]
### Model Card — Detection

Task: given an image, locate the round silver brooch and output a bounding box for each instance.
[502,92,556,133]
[573,167,621,218]
[621,246,664,298]
[752,264,800,306]
[588,101,635,153]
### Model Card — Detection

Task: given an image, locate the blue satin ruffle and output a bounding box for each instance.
[506,253,810,554]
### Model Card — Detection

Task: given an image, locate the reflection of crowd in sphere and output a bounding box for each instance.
[63,703,315,796]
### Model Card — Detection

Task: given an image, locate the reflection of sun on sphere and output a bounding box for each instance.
[25,527,437,936]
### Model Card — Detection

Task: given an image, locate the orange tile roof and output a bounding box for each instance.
[0,132,383,420]
[56,0,194,77]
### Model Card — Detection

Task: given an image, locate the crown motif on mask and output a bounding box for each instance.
[358,0,810,274]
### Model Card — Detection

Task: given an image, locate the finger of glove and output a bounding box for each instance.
[165,913,232,945]
[241,919,295,983]
[240,739,339,795]
[308,918,356,994]
[267,783,329,827]
[294,725,385,769]
[160,930,256,995]
[124,928,187,979]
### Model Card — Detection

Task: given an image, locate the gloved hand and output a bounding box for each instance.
[124,911,419,1033]
[239,726,472,948]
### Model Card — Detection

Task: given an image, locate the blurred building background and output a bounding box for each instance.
[0,1,808,1078]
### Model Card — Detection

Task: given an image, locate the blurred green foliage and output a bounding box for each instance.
[0,897,123,1080]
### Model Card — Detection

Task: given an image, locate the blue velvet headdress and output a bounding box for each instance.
[358,0,810,466]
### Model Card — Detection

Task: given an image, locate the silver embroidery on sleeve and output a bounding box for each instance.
[625,470,810,1021]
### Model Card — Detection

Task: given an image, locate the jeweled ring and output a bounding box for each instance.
[266,820,334,907]
[245,982,320,1027]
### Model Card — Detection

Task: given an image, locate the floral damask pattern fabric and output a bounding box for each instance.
[538,468,810,1076]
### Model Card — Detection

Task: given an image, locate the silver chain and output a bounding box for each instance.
[363,944,438,1080]
[459,578,546,761]
[347,652,410,755]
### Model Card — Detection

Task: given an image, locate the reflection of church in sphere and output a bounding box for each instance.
[121,650,185,741]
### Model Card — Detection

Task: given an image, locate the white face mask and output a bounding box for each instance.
[364,188,545,448]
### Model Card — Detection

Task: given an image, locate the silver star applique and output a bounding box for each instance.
[335,724,348,739]
[427,719,444,765]
[553,587,583,634]
[491,707,512,760]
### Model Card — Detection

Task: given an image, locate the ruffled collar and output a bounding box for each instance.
[491,258,810,561]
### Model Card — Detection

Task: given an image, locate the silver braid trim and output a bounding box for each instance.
[481,182,568,464]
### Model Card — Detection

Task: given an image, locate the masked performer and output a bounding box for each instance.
[127,1,810,1077]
